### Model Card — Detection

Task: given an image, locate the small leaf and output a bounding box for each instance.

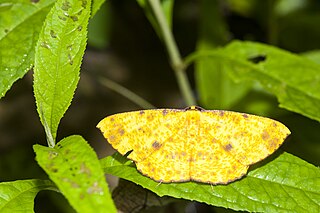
[195,1,251,109]
[223,41,320,122]
[33,135,116,213]
[301,50,320,64]
[101,152,320,212]
[0,179,56,213]
[33,0,91,143]
[188,41,320,122]
[0,0,54,98]
[91,0,105,17]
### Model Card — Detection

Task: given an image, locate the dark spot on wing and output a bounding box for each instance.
[118,129,125,136]
[188,157,194,162]
[139,111,145,115]
[242,113,249,118]
[109,135,116,141]
[152,140,162,149]
[138,127,145,134]
[269,138,279,149]
[219,111,225,116]
[261,130,270,141]
[162,109,168,116]
[223,143,233,152]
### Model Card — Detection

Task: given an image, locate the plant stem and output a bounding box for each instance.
[148,0,196,106]
[99,77,156,109]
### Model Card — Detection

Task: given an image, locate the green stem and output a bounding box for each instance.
[148,0,196,106]
[99,77,156,109]
[39,103,55,147]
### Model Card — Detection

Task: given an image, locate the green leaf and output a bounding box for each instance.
[195,0,250,109]
[0,179,56,213]
[33,0,91,144]
[137,0,174,38]
[91,0,105,17]
[301,50,320,65]
[188,41,320,122]
[196,59,252,109]
[33,135,116,213]
[101,152,320,212]
[0,0,53,98]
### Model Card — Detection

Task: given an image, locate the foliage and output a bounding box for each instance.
[0,0,319,212]
[101,152,320,213]
[34,135,116,212]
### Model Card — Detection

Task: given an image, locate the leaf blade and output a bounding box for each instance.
[101,152,320,212]
[0,0,53,98]
[223,41,320,122]
[0,179,55,213]
[188,41,320,121]
[33,0,91,142]
[34,135,116,213]
[195,1,251,109]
